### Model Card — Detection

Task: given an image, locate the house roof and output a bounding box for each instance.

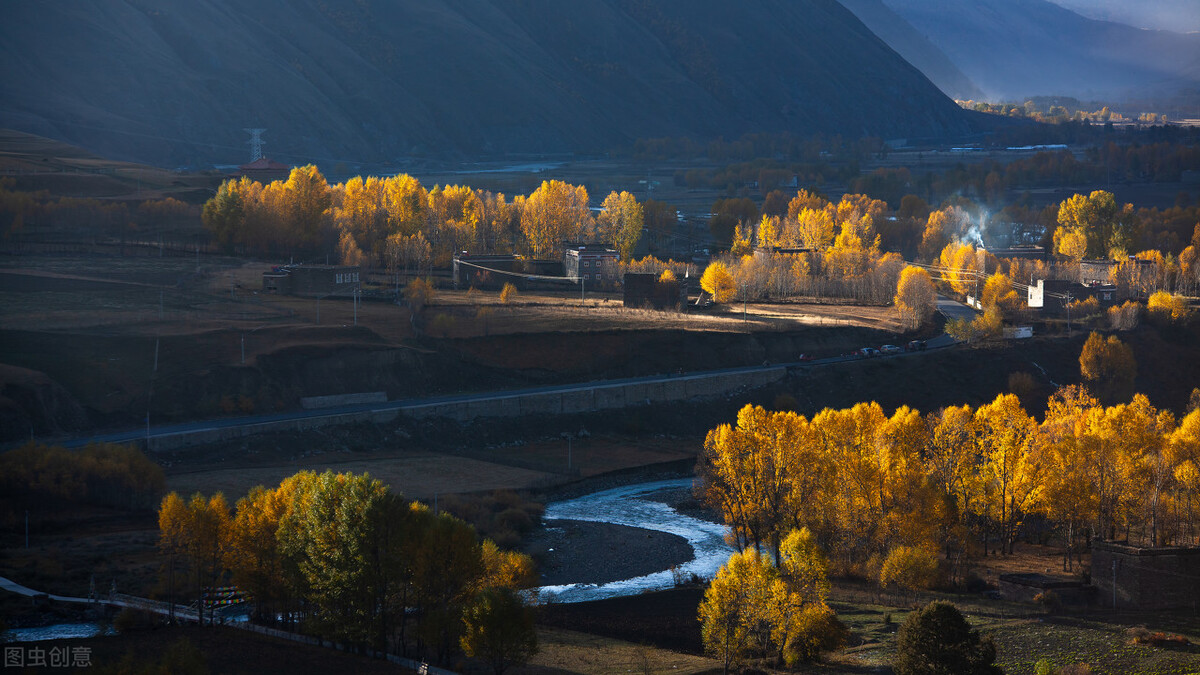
[238,157,290,171]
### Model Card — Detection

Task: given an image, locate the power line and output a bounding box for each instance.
[454,258,581,283]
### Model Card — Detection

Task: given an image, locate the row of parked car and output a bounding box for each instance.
[857,340,926,358]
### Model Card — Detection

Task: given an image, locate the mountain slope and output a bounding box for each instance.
[0,0,976,168]
[883,0,1200,101]
[1049,0,1200,33]
[838,0,985,101]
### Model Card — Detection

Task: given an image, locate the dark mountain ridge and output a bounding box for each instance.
[838,0,985,101]
[0,0,978,168]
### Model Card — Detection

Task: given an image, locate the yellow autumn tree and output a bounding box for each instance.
[1147,291,1191,325]
[794,207,836,250]
[1056,190,1135,259]
[158,491,231,624]
[699,530,843,671]
[937,242,981,297]
[1032,386,1102,570]
[383,173,430,237]
[1053,225,1088,262]
[974,394,1037,555]
[918,206,968,263]
[1079,332,1137,404]
[334,175,388,264]
[756,215,779,250]
[701,261,737,303]
[786,189,829,221]
[980,273,1023,319]
[596,191,644,261]
[226,484,292,620]
[520,180,592,258]
[894,266,936,330]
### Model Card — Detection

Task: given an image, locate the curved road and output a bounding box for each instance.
[49,297,974,449]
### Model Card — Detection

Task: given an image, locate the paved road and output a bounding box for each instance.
[46,298,978,450]
[937,293,979,323]
[56,362,788,449]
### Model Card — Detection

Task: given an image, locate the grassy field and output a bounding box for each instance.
[527,627,720,675]
[536,543,1200,675]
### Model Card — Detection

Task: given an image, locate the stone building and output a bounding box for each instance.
[1091,541,1200,610]
[564,244,619,289]
[262,265,361,296]
[623,273,685,310]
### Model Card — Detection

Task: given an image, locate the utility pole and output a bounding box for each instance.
[1111,559,1118,609]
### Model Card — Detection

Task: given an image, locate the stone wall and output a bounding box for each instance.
[1091,541,1200,610]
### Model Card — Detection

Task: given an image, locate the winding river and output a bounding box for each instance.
[8,479,728,641]
[535,478,734,604]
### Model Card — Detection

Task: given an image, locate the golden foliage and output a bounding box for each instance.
[521,180,592,258]
[700,261,737,303]
[596,191,643,262]
[894,266,936,330]
[499,282,519,305]
[1079,332,1136,403]
[879,546,940,591]
[1147,291,1191,324]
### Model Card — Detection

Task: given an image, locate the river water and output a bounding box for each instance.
[9,479,728,641]
[535,478,733,604]
[6,623,115,642]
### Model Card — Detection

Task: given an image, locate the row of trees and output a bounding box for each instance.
[960,99,1168,127]
[699,192,916,308]
[0,177,195,239]
[852,142,1200,209]
[0,442,164,524]
[697,387,1200,587]
[203,167,645,268]
[158,470,537,670]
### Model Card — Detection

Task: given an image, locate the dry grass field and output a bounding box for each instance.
[0,256,901,338]
[164,435,698,503]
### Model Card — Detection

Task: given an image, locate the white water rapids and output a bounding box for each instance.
[535,478,734,604]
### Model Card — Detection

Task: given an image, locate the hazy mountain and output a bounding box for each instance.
[838,0,984,101]
[0,0,977,169]
[1050,0,1200,34]
[883,0,1200,102]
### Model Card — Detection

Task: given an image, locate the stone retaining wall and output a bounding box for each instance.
[146,367,787,452]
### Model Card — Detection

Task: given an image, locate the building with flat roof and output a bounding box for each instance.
[262,265,361,297]
[233,157,291,182]
[564,244,619,289]
[623,273,685,310]
[1028,278,1117,317]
